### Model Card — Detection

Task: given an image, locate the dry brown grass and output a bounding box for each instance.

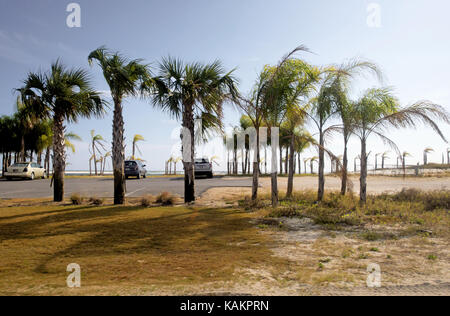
[0,203,286,295]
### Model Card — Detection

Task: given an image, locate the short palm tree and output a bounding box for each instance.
[19,60,105,201]
[423,147,434,165]
[309,156,319,174]
[402,151,412,178]
[90,130,106,175]
[381,151,390,169]
[150,57,238,202]
[352,87,449,203]
[89,47,151,204]
[132,134,145,160]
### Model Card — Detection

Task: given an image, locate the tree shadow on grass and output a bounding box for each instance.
[29,209,262,273]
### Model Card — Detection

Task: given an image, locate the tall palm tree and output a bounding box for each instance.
[352,87,449,203]
[88,47,151,205]
[327,59,382,195]
[90,130,106,175]
[151,57,238,202]
[447,148,450,165]
[260,46,315,206]
[19,60,105,201]
[132,134,145,160]
[15,96,39,162]
[423,147,434,165]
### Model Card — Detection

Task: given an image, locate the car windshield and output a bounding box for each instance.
[125,161,137,166]
[11,163,29,167]
[195,159,208,164]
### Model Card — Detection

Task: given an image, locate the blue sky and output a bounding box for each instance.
[1,0,449,171]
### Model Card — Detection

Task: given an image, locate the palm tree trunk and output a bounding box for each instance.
[112,98,126,205]
[52,113,65,202]
[183,107,195,203]
[287,134,295,198]
[360,138,368,203]
[279,146,283,175]
[341,138,349,195]
[45,147,50,178]
[93,142,98,175]
[318,132,325,201]
[402,156,406,179]
[298,153,301,174]
[251,128,260,200]
[284,147,288,176]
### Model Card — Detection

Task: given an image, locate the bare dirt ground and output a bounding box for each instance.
[198,175,450,205]
[194,175,450,296]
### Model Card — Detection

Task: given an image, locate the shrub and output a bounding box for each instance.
[70,194,83,205]
[140,195,154,207]
[89,197,104,206]
[155,192,175,206]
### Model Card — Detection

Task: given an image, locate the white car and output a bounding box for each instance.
[194,158,213,178]
[4,162,46,180]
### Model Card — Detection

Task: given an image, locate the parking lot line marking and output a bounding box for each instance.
[125,188,145,197]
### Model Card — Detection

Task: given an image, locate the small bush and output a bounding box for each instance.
[140,195,155,207]
[156,192,175,206]
[89,197,104,206]
[70,194,83,205]
[427,254,437,261]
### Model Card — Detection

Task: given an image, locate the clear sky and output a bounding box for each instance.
[1,0,449,171]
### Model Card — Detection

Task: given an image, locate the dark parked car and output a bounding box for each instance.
[125,160,147,179]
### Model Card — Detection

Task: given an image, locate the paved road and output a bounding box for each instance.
[0,176,253,199]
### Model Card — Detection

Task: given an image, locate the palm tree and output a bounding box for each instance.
[15,96,39,162]
[423,147,434,165]
[381,151,390,169]
[19,60,105,201]
[295,129,314,175]
[303,157,310,174]
[326,59,382,195]
[375,153,381,171]
[354,155,361,173]
[447,148,450,165]
[101,151,111,175]
[239,115,252,175]
[402,151,412,178]
[88,47,151,205]
[309,156,319,174]
[352,87,449,203]
[151,57,237,203]
[260,46,315,206]
[132,134,145,160]
[90,130,106,175]
[173,156,182,175]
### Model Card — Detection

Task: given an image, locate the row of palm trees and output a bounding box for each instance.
[224,46,449,205]
[9,44,450,206]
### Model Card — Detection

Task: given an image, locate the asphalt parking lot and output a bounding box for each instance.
[0,176,253,199]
